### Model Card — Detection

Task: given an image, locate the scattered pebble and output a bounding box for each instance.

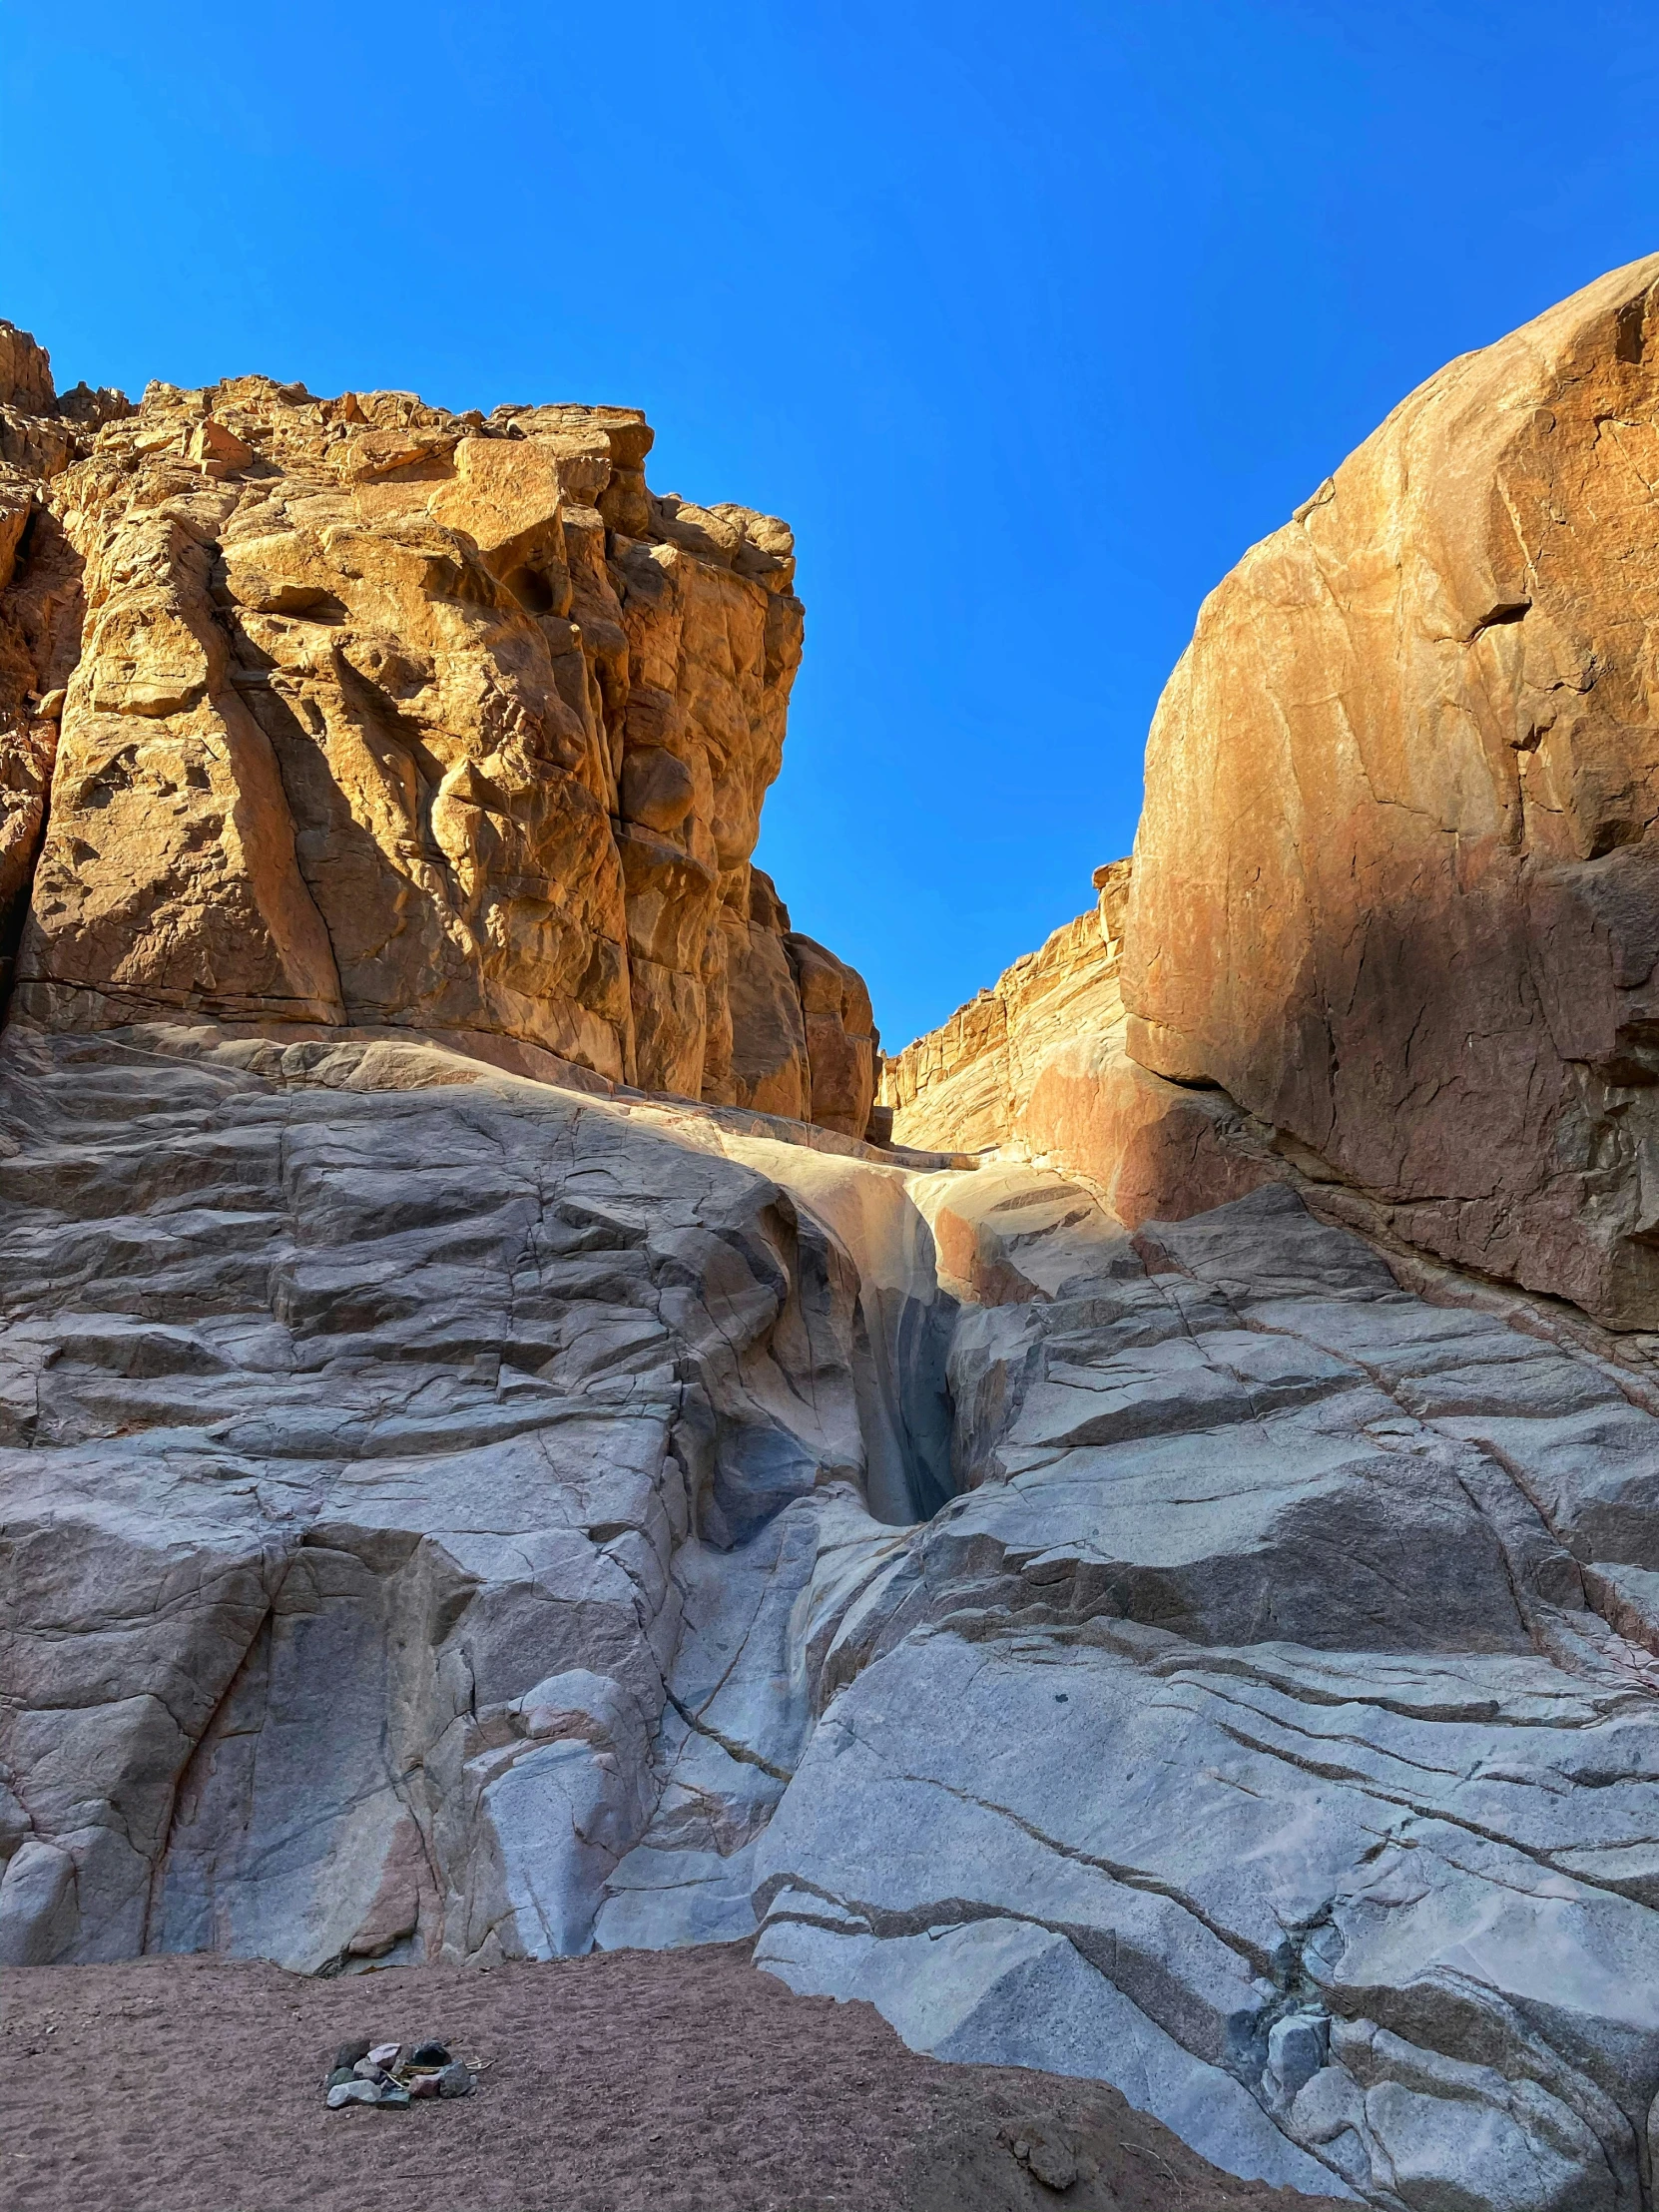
[321,2034,479,2111]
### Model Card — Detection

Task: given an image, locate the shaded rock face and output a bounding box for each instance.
[8,1019,1659,2212]
[0,326,875,1134]
[0,322,117,1003]
[1124,252,1659,1330]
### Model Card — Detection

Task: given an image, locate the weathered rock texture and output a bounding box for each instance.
[18,271,1659,2212]
[0,326,875,1132]
[882,861,1131,1155]
[7,1020,1659,2212]
[1125,252,1659,1329]
[0,322,120,1000]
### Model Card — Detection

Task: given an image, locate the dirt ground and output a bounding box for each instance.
[0,1941,1352,2212]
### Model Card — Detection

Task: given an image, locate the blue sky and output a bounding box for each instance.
[5,2,1659,1047]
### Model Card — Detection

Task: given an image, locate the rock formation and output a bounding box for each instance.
[0,324,876,1133]
[883,858,1282,1231]
[882,860,1131,1154]
[1124,252,1659,1330]
[11,278,1659,2212]
[7,1023,1659,2211]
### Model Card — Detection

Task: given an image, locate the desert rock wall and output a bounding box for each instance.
[17,270,1659,2212]
[881,859,1132,1154]
[880,858,1270,1228]
[0,327,876,1135]
[1124,251,1659,1328]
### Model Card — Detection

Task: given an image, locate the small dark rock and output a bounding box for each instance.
[332,2039,372,2071]
[377,2085,412,2108]
[324,2067,357,2090]
[409,2040,451,2067]
[409,2072,441,2098]
[437,2062,474,2099]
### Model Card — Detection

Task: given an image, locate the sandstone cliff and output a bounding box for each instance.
[0,324,876,1134]
[882,860,1131,1153]
[15,276,1659,2212]
[883,858,1276,1231]
[1124,252,1659,1329]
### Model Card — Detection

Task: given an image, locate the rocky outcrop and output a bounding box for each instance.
[1124,252,1659,1330]
[7,1020,1659,2212]
[0,326,875,1134]
[19,266,1659,2212]
[0,322,115,1001]
[0,1019,949,1979]
[882,860,1131,1155]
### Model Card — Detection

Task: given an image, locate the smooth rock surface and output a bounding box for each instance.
[0,1021,941,1976]
[1123,251,1659,1328]
[8,1019,1659,2207]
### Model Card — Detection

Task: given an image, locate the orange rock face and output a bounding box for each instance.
[0,332,876,1135]
[883,857,1273,1226]
[882,861,1132,1154]
[1124,253,1659,1328]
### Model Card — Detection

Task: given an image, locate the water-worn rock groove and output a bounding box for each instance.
[5,1024,1659,2211]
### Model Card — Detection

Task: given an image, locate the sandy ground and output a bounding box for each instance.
[0,1941,1353,2212]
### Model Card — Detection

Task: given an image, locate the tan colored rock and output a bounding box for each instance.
[0,325,124,1000]
[0,345,876,1135]
[884,858,1276,1224]
[1123,253,1659,1329]
[884,860,1131,1154]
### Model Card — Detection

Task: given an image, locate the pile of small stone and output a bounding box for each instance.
[322,2038,477,2110]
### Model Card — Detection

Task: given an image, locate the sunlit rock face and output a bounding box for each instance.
[1124,252,1659,1330]
[14,271,1659,2212]
[880,859,1278,1231]
[0,331,876,1135]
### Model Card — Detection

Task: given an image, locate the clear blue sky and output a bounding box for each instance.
[5,2,1659,1047]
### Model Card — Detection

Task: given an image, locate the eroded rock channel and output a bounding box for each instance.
[12,264,1659,2212]
[4,1024,1659,2210]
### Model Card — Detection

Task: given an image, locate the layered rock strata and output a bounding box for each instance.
[6,1020,1659,2212]
[1125,252,1659,1329]
[0,324,875,1132]
[881,860,1131,1155]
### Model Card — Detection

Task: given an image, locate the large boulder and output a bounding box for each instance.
[1124,254,1659,1329]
